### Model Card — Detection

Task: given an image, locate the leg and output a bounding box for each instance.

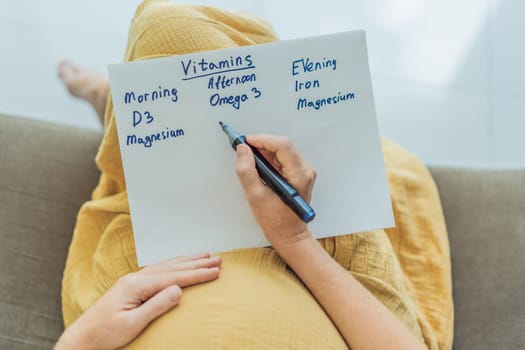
[58,61,109,126]
[62,0,278,328]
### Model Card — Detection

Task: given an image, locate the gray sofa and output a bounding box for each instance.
[0,114,523,349]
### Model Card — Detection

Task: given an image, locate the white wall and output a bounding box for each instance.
[1,0,523,167]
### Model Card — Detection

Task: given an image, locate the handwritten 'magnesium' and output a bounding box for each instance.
[122,85,184,149]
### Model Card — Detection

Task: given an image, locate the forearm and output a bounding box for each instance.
[55,324,94,350]
[274,234,427,350]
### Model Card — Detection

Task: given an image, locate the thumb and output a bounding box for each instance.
[235,144,264,197]
[129,285,182,329]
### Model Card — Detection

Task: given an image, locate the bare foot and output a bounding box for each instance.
[58,60,109,125]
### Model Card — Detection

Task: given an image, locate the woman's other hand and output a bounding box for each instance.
[55,252,221,350]
[235,134,316,249]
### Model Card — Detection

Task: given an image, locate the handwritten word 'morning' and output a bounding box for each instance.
[297,92,355,111]
[124,86,178,104]
[292,57,337,76]
[126,127,185,148]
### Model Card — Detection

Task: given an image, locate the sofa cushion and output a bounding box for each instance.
[1,114,524,349]
[430,167,525,350]
[0,115,101,349]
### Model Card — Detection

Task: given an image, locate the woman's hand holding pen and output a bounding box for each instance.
[235,135,428,350]
[55,253,221,350]
[56,133,427,350]
[235,134,317,250]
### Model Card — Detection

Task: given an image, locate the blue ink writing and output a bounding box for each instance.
[291,56,350,111]
[295,79,320,91]
[292,57,337,76]
[297,92,356,111]
[181,55,254,80]
[208,73,256,90]
[183,66,255,81]
[124,86,178,104]
[210,93,248,110]
[133,110,154,127]
[126,127,185,148]
[251,87,261,99]
[209,87,262,110]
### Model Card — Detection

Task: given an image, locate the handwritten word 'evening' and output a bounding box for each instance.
[292,57,337,76]
[126,127,185,148]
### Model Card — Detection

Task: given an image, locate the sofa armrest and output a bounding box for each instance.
[0,115,102,349]
[429,167,525,350]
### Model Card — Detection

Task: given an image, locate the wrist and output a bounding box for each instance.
[272,230,323,264]
[55,327,77,350]
[272,229,313,253]
[55,320,97,350]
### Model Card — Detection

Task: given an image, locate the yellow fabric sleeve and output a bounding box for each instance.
[62,1,453,349]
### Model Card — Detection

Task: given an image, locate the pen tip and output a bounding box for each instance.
[219,121,224,127]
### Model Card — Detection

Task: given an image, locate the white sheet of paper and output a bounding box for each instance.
[108,30,394,266]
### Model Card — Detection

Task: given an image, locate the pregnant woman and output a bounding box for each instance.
[56,1,453,349]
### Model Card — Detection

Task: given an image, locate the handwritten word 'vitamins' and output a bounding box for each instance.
[181,55,254,79]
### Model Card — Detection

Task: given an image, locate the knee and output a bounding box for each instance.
[125,1,202,59]
[124,0,277,61]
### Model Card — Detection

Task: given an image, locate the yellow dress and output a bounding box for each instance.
[62,1,454,348]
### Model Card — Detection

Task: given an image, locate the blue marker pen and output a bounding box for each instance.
[219,121,316,223]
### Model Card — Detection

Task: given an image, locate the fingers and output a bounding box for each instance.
[235,144,267,200]
[124,266,220,301]
[246,135,303,175]
[178,251,210,261]
[104,254,221,345]
[139,268,220,299]
[159,267,220,288]
[117,255,220,305]
[140,254,220,275]
[174,256,222,271]
[258,148,282,171]
[128,285,182,331]
[245,135,317,200]
[246,134,291,153]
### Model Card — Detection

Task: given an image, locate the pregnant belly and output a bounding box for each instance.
[126,248,348,349]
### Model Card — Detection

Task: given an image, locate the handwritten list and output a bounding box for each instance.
[108,31,394,266]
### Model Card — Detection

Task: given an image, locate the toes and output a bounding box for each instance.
[57,60,79,80]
